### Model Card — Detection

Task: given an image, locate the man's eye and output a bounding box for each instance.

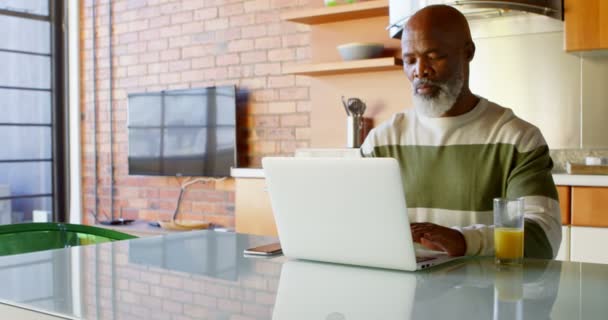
[405,57,416,65]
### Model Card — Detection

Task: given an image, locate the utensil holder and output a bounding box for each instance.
[346,116,364,148]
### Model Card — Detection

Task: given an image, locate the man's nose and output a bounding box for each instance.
[414,59,430,78]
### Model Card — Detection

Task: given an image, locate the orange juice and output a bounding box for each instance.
[495,228,524,264]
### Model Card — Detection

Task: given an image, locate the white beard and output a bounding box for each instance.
[412,76,464,118]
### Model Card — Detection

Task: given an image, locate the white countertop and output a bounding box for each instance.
[232,168,608,187]
[553,174,608,187]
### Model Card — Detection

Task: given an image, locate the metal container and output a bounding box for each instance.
[346,116,364,148]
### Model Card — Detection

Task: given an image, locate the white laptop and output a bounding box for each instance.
[272,260,416,320]
[262,157,458,271]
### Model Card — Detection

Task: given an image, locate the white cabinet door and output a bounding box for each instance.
[570,226,608,264]
[555,226,570,261]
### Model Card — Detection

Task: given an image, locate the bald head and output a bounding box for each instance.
[404,5,472,46]
[401,5,478,117]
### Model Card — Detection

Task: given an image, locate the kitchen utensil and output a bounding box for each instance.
[341,96,350,116]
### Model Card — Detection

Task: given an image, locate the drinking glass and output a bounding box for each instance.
[494,197,525,265]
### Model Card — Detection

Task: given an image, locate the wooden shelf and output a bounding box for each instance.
[283,57,402,76]
[281,0,389,25]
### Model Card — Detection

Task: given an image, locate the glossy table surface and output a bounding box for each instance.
[0,230,606,319]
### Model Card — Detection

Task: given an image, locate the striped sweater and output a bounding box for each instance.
[360,97,561,258]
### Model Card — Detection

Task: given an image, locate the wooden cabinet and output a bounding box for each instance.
[564,0,608,52]
[234,178,277,236]
[571,187,608,227]
[557,185,571,225]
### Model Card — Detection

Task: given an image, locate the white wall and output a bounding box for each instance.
[468,16,608,149]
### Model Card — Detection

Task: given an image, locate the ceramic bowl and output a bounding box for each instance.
[337,42,384,60]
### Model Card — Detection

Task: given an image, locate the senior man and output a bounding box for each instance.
[360,5,561,258]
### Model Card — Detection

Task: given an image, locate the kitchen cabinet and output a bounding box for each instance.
[571,186,608,227]
[570,226,608,264]
[564,0,608,52]
[557,185,571,225]
[234,178,277,236]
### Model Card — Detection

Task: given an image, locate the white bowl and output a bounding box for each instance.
[337,42,384,61]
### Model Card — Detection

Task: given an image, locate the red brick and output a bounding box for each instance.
[148,39,168,51]
[228,65,253,78]
[203,67,228,80]
[169,60,192,72]
[181,21,205,34]
[227,39,254,52]
[205,18,229,31]
[183,305,209,318]
[216,53,240,66]
[127,65,147,77]
[140,52,159,63]
[181,70,205,82]
[240,51,266,64]
[244,0,270,12]
[160,49,181,61]
[128,20,149,32]
[255,128,295,140]
[267,75,294,88]
[219,3,244,17]
[149,15,171,29]
[254,63,281,76]
[254,36,281,50]
[182,45,213,59]
[161,275,184,289]
[230,14,255,27]
[217,299,242,313]
[159,73,181,84]
[255,12,279,24]
[279,87,308,100]
[192,56,215,68]
[280,113,309,127]
[194,8,218,20]
[159,25,182,39]
[242,25,266,38]
[296,46,311,60]
[270,0,298,9]
[239,77,266,89]
[268,48,295,62]
[215,29,241,41]
[171,11,193,24]
[268,102,296,114]
[267,22,297,36]
[162,300,182,314]
[118,32,138,44]
[147,62,168,74]
[251,89,278,102]
[282,34,310,47]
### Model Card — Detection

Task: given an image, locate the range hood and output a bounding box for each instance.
[388,0,563,39]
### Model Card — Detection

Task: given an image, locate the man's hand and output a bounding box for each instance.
[411,222,467,257]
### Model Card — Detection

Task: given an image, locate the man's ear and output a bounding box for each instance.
[465,41,475,62]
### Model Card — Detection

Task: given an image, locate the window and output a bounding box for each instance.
[0,1,67,223]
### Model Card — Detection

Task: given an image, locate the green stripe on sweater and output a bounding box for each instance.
[370,144,557,211]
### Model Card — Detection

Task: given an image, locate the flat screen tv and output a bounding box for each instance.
[127,86,236,177]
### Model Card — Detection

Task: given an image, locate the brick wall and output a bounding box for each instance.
[81,0,312,226]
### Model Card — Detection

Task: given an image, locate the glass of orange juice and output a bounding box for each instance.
[494,198,524,265]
